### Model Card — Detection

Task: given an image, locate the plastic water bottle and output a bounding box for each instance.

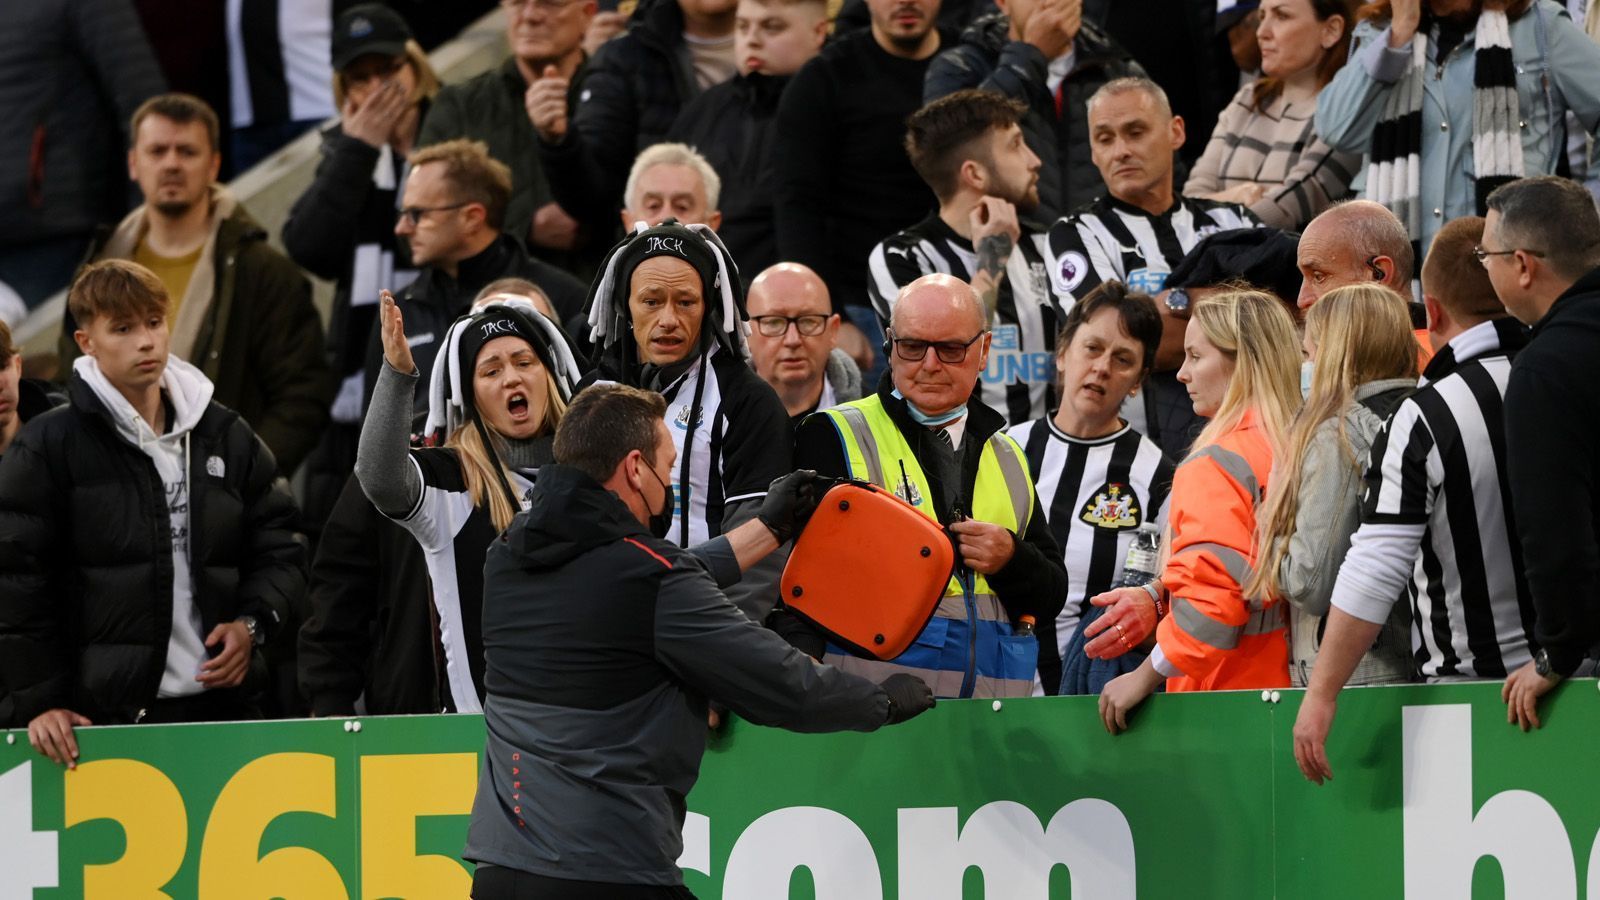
[1116,523,1162,588]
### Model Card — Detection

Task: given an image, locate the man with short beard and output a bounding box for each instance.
[923,0,1147,224]
[58,94,332,477]
[773,0,949,378]
[869,90,1062,425]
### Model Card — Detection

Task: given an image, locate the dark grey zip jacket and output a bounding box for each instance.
[464,464,889,885]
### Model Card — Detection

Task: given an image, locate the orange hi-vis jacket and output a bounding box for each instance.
[1155,410,1289,692]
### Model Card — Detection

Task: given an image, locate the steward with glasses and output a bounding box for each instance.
[776,273,1067,698]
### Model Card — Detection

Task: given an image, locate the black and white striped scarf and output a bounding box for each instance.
[1367,10,1523,255]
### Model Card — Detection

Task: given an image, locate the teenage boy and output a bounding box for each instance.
[0,260,303,765]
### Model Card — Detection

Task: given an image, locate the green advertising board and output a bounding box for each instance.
[3,681,1598,898]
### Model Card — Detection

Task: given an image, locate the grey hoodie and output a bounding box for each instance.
[74,353,213,697]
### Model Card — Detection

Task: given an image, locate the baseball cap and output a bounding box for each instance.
[332,4,413,71]
[1215,0,1261,34]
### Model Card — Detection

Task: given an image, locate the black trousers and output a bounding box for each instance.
[471,866,698,900]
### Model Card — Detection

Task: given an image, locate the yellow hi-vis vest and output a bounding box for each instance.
[816,396,1039,698]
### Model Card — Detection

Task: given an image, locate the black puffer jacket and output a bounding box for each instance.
[924,14,1145,225]
[667,72,787,276]
[0,376,305,726]
[0,379,66,466]
[539,0,704,235]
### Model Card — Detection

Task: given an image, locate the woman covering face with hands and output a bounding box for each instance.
[1093,290,1300,734]
[282,3,443,525]
[355,290,582,713]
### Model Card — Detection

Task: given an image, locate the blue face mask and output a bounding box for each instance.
[892,388,966,427]
[1300,360,1315,400]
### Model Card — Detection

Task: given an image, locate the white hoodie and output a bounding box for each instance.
[75,354,214,699]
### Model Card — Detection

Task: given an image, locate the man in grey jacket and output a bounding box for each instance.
[465,383,933,899]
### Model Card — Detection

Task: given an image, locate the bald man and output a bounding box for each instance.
[778,274,1067,698]
[1294,199,1415,311]
[1296,199,1431,361]
[746,263,862,425]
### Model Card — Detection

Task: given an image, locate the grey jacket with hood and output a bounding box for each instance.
[1277,378,1415,686]
[464,463,889,885]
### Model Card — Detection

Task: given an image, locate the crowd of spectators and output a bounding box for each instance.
[2,0,1600,802]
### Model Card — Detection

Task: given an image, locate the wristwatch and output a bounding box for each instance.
[1533,648,1563,683]
[1165,286,1191,317]
[238,615,265,648]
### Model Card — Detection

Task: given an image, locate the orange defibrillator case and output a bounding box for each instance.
[781,481,955,661]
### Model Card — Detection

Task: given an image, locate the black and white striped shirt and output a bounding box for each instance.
[1045,194,1256,459]
[655,348,792,548]
[1045,195,1258,301]
[1010,417,1175,695]
[401,449,537,714]
[1331,319,1535,679]
[867,215,1064,425]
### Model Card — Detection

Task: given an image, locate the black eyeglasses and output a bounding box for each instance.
[397,202,468,226]
[1473,244,1546,267]
[888,331,986,364]
[751,314,828,337]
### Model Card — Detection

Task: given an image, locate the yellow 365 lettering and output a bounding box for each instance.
[64,759,187,900]
[360,753,477,899]
[198,752,346,899]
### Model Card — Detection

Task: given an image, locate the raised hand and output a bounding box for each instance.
[379,290,417,375]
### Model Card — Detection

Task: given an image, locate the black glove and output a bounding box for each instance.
[757,469,825,542]
[880,673,935,725]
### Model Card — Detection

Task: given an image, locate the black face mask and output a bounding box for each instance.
[642,458,674,539]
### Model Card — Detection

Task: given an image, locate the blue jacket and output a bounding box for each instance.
[1316,1,1600,253]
